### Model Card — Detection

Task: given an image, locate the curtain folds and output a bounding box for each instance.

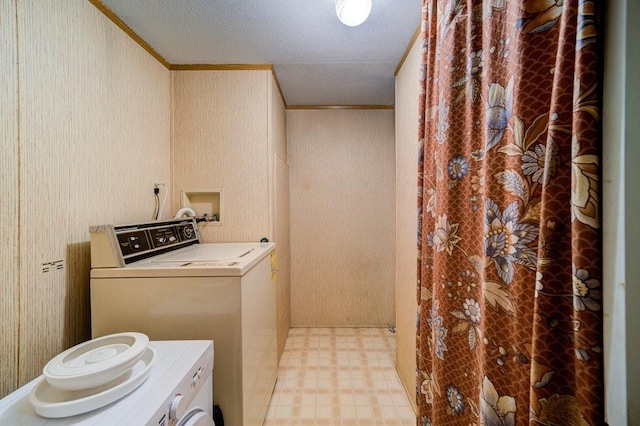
[416,0,604,424]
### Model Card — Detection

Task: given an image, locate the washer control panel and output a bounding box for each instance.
[150,351,213,426]
[90,218,200,267]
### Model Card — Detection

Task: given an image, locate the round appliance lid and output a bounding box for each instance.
[43,332,149,391]
[30,346,156,418]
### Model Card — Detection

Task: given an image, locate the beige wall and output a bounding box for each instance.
[394,37,421,411]
[171,70,272,242]
[603,0,639,422]
[1,0,19,399]
[269,75,288,234]
[269,78,291,360]
[0,0,171,396]
[287,109,395,326]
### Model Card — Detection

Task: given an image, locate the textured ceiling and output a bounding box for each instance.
[97,0,422,106]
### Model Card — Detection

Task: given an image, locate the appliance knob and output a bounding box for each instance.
[170,393,188,420]
[184,227,193,238]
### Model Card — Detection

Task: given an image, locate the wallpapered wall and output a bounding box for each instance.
[1,0,20,399]
[171,70,273,243]
[287,109,395,327]
[394,36,421,412]
[171,69,291,360]
[0,0,171,396]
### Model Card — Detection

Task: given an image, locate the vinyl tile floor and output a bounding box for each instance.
[263,328,416,426]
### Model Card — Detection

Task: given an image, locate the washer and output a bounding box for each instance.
[88,218,277,426]
[0,340,215,426]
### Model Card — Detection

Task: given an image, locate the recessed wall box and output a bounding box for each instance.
[181,189,223,225]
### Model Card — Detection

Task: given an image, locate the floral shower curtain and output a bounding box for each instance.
[416,0,604,424]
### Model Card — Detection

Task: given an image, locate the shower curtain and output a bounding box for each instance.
[416,0,604,424]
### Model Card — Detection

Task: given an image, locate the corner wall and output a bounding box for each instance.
[603,0,640,422]
[394,36,421,411]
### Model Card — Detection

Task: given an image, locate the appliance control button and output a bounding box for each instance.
[170,394,188,420]
[192,367,203,387]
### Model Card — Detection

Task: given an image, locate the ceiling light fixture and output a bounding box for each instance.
[335,0,372,27]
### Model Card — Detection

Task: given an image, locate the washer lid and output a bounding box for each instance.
[43,332,149,391]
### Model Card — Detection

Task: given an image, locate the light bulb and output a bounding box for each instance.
[335,0,372,27]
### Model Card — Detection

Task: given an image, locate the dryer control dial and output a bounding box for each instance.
[170,394,188,421]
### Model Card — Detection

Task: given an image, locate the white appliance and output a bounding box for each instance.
[0,340,215,426]
[89,218,277,426]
